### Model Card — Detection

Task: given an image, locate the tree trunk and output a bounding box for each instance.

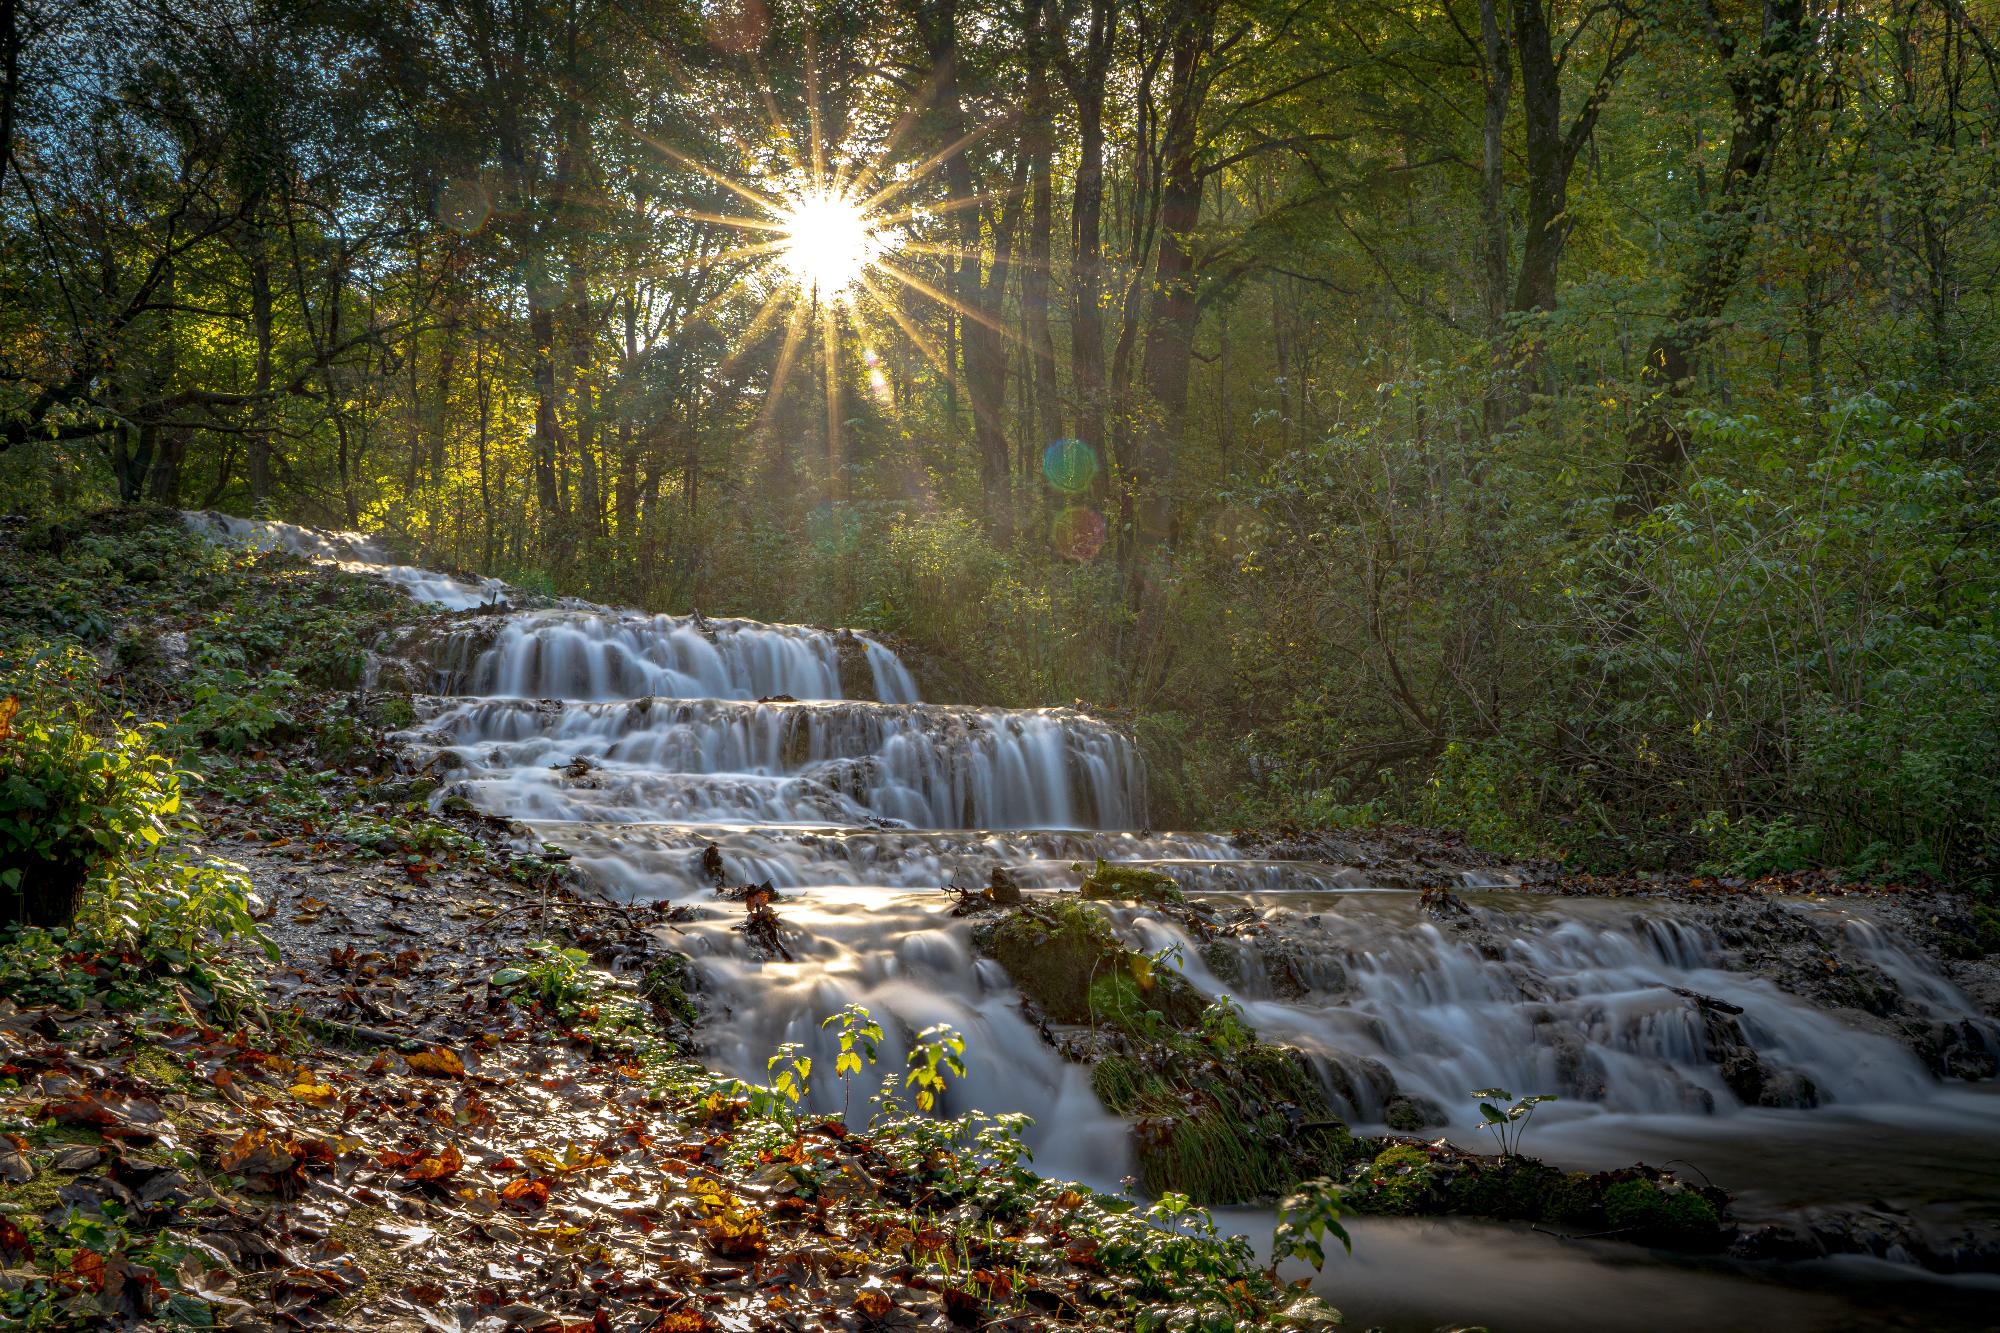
[915,0,1017,545]
[245,215,275,505]
[1023,0,1063,456]
[1134,0,1217,547]
[1063,0,1114,458]
[1510,0,1563,319]
[1619,0,1809,511]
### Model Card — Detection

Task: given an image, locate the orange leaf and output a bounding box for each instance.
[405,1047,466,1078]
[398,1144,464,1181]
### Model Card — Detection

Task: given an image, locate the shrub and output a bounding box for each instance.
[0,647,182,928]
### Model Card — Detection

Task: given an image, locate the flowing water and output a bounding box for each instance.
[192,514,2000,1331]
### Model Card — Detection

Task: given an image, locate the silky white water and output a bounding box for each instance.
[192,513,2000,1321]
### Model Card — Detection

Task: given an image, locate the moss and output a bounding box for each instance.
[0,1164,66,1216]
[1349,1143,1439,1214]
[1382,1094,1446,1132]
[974,901,1124,1024]
[1197,938,1243,986]
[1095,1041,1350,1206]
[642,953,701,1028]
[324,1204,397,1307]
[1602,1178,1723,1246]
[365,694,417,730]
[1972,903,2000,956]
[1131,1104,1297,1204]
[126,1044,198,1092]
[1442,1157,1597,1228]
[1078,858,1183,904]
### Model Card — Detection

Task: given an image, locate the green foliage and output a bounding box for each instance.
[1471,1089,1556,1158]
[0,648,274,1020]
[173,665,300,751]
[903,1022,967,1113]
[1274,1177,1351,1271]
[490,941,596,1014]
[1601,1177,1723,1246]
[0,646,183,923]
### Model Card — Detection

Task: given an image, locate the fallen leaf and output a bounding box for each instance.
[218,1128,296,1177]
[384,1143,464,1182]
[404,1047,465,1078]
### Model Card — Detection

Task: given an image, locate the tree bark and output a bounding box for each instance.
[1134,0,1218,546]
[1619,0,1809,511]
[1061,0,1115,458]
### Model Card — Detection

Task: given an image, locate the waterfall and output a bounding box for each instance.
[189,512,1998,1190]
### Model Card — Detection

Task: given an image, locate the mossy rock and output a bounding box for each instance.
[1382,1093,1447,1131]
[974,901,1125,1024]
[1349,1142,1441,1214]
[1078,858,1183,904]
[1198,937,1244,986]
[642,952,701,1028]
[1602,1177,1724,1247]
[1095,1040,1351,1205]
[1083,958,1207,1032]
[364,693,418,730]
[1441,1157,1599,1228]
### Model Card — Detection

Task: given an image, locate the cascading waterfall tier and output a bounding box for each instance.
[406,695,1144,830]
[188,512,1997,1189]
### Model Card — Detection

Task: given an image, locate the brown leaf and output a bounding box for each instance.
[218,1128,297,1177]
[404,1047,465,1079]
[0,1216,32,1263]
[851,1286,892,1319]
[0,695,17,741]
[384,1143,463,1182]
[500,1176,550,1211]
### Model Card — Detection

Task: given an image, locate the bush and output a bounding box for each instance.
[0,643,273,1015]
[0,646,182,927]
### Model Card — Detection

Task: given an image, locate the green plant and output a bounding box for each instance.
[821,1002,884,1116]
[1273,1176,1351,1271]
[1471,1088,1556,1157]
[490,941,594,1013]
[904,1022,966,1112]
[0,650,184,928]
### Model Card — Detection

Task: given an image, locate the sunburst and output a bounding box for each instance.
[645,48,1024,506]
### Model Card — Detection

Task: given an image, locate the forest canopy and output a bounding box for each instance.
[3,0,1996,884]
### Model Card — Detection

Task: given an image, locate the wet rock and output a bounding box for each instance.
[1323,1055,1397,1117]
[1077,859,1182,905]
[1382,1094,1447,1131]
[985,866,1023,906]
[833,629,875,701]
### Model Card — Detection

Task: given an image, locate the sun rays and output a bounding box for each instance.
[642,48,1032,505]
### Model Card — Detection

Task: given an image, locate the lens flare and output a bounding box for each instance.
[1051,506,1107,561]
[777,188,881,296]
[1041,439,1099,495]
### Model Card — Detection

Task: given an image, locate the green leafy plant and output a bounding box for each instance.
[1273,1176,1351,1271]
[904,1022,967,1113]
[1471,1088,1556,1157]
[821,1002,884,1116]
[490,941,594,1013]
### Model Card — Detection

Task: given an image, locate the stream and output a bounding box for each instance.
[192,512,2000,1331]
